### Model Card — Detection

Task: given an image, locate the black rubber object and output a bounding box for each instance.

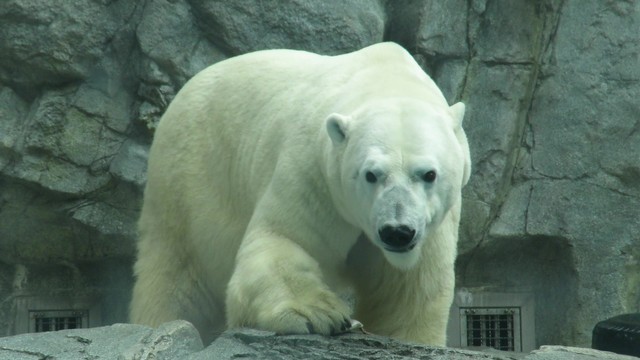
[592,313,640,357]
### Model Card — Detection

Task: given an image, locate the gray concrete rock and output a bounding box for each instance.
[136,0,226,87]
[387,0,468,57]
[0,325,635,360]
[457,62,534,253]
[193,328,521,360]
[0,320,202,360]
[526,1,640,192]
[524,346,640,360]
[0,0,138,96]
[10,88,124,194]
[452,0,640,347]
[188,0,386,55]
[0,87,29,169]
[468,0,545,63]
[109,139,149,187]
[120,320,204,360]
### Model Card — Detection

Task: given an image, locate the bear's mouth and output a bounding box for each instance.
[383,242,417,253]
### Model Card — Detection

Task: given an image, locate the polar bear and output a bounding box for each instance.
[130,42,471,345]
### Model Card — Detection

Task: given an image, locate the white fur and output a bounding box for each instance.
[129,42,471,345]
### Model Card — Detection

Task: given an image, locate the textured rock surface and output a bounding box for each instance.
[527,346,640,360]
[1,324,636,360]
[188,0,386,56]
[0,0,638,349]
[451,0,640,346]
[193,329,520,360]
[0,320,203,360]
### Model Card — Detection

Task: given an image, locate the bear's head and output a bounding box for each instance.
[324,98,470,270]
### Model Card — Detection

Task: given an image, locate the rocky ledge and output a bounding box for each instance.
[0,321,635,360]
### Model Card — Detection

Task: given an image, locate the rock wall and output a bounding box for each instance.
[0,0,638,348]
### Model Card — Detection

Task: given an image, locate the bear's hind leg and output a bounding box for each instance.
[130,231,225,343]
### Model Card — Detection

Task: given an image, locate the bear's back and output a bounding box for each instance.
[147,42,447,207]
[157,42,436,138]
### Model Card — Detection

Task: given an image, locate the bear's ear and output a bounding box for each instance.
[450,102,472,186]
[326,113,350,145]
[450,102,465,128]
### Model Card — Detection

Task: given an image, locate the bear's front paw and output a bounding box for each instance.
[259,290,352,336]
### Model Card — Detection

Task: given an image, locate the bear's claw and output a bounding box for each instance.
[306,322,315,334]
[341,317,351,331]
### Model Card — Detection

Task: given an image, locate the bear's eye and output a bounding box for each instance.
[365,171,377,183]
[422,170,437,183]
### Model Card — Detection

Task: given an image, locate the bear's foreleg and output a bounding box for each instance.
[226,230,352,335]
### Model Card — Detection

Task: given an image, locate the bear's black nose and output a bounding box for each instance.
[378,225,416,252]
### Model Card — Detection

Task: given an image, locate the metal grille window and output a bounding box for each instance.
[461,307,521,351]
[29,310,87,333]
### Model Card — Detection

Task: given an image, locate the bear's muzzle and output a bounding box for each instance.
[378,225,417,252]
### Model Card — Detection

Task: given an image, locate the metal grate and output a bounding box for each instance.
[461,307,521,351]
[29,310,87,333]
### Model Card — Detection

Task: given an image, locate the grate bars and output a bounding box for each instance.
[461,307,521,351]
[30,310,87,333]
